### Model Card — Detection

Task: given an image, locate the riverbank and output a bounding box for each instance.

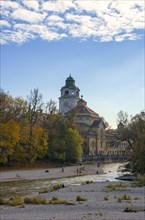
[1,181,145,220]
[0,163,105,182]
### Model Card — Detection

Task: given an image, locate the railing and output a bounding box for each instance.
[82,155,129,162]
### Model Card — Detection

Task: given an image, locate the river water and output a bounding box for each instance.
[0,163,123,198]
[56,163,122,186]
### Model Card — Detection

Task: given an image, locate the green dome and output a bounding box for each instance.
[66,75,75,81]
[61,75,80,91]
[66,74,75,87]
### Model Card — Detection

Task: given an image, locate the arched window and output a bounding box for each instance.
[65,90,69,95]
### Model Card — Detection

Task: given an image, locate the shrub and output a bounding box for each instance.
[117,197,122,203]
[0,198,5,205]
[124,207,137,212]
[10,196,23,206]
[86,180,93,184]
[76,195,87,202]
[121,194,131,200]
[104,196,109,201]
[96,212,103,216]
[135,175,145,187]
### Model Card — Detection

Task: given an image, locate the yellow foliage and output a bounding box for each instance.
[0,120,20,163]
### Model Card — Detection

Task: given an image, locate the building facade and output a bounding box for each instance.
[59,76,129,161]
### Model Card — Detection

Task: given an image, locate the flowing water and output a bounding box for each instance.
[56,162,122,186]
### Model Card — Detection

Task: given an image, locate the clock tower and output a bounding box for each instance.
[59,75,80,114]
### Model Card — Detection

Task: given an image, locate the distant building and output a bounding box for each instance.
[59,76,129,161]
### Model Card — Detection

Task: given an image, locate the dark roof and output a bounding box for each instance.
[77,98,87,106]
[66,98,100,119]
[91,119,102,127]
[76,99,99,117]
[76,122,90,127]
[61,75,79,90]
[66,75,74,81]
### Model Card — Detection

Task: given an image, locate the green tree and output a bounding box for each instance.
[117,111,145,174]
[46,114,83,163]
[65,128,83,162]
[46,114,68,162]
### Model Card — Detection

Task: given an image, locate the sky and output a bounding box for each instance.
[1,0,144,128]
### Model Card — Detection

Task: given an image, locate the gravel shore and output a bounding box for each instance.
[1,181,145,220]
[1,164,145,220]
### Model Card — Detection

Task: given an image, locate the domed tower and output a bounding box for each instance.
[59,75,80,114]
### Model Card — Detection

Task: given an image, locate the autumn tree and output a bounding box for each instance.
[27,88,43,137]
[0,119,20,163]
[45,99,57,115]
[10,125,48,164]
[0,90,14,123]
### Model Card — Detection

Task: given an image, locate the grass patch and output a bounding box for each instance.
[1,195,75,206]
[106,182,127,191]
[117,197,122,203]
[38,188,49,194]
[50,183,64,191]
[24,196,75,205]
[121,194,131,200]
[76,195,87,202]
[0,196,23,206]
[49,197,75,205]
[117,194,131,203]
[24,197,48,204]
[96,212,103,216]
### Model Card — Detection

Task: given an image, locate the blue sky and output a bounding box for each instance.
[1,0,144,128]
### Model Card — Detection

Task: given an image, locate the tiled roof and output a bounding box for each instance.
[72,99,100,117]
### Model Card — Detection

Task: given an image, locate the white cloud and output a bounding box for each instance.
[115,33,141,42]
[0,20,11,28]
[43,0,75,13]
[47,15,64,22]
[1,29,35,44]
[1,1,19,10]
[22,0,40,11]
[12,8,46,23]
[0,0,144,44]
[14,23,67,42]
[74,0,112,14]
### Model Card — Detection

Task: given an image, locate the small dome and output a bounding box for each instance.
[65,75,75,88]
[66,74,75,81]
[60,75,80,91]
